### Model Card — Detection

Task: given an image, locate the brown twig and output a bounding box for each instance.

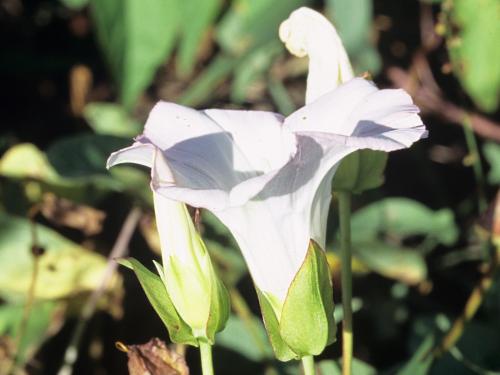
[57,207,142,375]
[386,3,500,143]
[387,56,500,143]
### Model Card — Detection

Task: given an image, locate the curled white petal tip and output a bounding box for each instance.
[279,7,354,103]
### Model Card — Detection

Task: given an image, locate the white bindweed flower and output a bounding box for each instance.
[279,7,354,104]
[107,78,426,307]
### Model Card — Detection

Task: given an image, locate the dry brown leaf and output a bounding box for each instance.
[40,193,105,236]
[117,338,189,375]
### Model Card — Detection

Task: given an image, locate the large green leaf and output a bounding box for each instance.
[177,0,221,77]
[353,242,428,285]
[83,102,142,138]
[46,134,129,179]
[216,314,273,361]
[0,301,58,365]
[0,212,112,301]
[446,0,500,112]
[0,143,66,186]
[350,198,459,246]
[119,258,197,345]
[89,0,180,108]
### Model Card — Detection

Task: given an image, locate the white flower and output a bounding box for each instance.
[107,78,426,305]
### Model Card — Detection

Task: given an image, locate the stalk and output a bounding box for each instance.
[199,341,214,375]
[301,355,316,375]
[338,191,353,375]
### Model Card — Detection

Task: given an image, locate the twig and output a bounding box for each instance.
[7,205,44,375]
[432,193,500,357]
[387,56,500,143]
[386,3,500,143]
[57,207,142,375]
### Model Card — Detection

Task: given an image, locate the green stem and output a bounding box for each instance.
[301,355,316,375]
[462,116,486,212]
[338,191,353,375]
[199,341,214,375]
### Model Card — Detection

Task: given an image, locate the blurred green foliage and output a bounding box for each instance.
[446,0,500,113]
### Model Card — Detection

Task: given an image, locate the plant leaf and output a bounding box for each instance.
[446,0,500,112]
[0,212,113,300]
[120,258,197,346]
[89,0,180,108]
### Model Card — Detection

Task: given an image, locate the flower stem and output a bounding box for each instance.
[199,341,214,375]
[338,191,353,375]
[301,355,316,375]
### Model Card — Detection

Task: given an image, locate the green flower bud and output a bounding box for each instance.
[257,241,336,361]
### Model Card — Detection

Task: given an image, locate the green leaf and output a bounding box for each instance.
[350,198,459,246]
[177,0,221,77]
[216,0,312,56]
[332,150,388,194]
[231,41,283,103]
[120,258,197,346]
[216,314,273,361]
[326,0,381,74]
[483,142,500,184]
[83,102,142,138]
[0,143,64,185]
[279,241,336,357]
[353,242,428,285]
[89,0,180,108]
[0,212,112,300]
[255,288,296,361]
[396,335,434,375]
[46,134,130,179]
[179,55,239,107]
[446,0,500,112]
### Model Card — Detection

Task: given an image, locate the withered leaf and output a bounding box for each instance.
[117,338,189,375]
[40,193,105,236]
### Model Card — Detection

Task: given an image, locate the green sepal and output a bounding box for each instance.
[205,262,231,343]
[118,258,198,346]
[255,288,297,361]
[332,150,387,193]
[279,241,336,357]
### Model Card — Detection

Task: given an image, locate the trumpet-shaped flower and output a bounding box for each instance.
[107,78,426,307]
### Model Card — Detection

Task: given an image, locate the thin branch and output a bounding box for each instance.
[57,207,142,375]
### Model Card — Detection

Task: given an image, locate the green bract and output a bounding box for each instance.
[332,150,388,193]
[121,251,229,345]
[257,241,336,361]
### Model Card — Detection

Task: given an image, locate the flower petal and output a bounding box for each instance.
[203,109,296,173]
[279,7,354,103]
[285,78,427,151]
[110,102,297,211]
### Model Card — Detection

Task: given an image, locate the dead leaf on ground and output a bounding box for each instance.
[117,338,189,375]
[40,193,105,236]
